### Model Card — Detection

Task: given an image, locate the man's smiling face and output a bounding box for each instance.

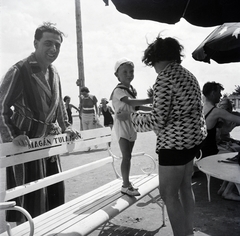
[34,32,62,66]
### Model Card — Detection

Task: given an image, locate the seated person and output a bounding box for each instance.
[201,82,240,158]
[216,97,240,201]
[199,82,240,200]
[216,97,240,152]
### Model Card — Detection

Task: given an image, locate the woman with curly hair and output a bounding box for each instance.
[117,35,207,236]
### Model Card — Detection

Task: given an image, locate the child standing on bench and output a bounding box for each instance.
[110,58,152,196]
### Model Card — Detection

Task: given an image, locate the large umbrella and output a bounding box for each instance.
[192,23,240,64]
[110,0,240,27]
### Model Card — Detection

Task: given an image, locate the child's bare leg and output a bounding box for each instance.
[118,138,134,187]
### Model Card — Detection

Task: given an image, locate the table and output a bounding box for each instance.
[196,152,240,201]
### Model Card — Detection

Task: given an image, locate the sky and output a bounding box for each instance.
[0,0,239,107]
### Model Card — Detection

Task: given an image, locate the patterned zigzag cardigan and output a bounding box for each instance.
[130,62,207,153]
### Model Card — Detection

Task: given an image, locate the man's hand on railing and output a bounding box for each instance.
[12,134,31,147]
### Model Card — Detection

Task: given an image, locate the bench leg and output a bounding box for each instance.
[148,193,166,227]
[2,206,34,236]
[6,223,12,236]
[97,221,111,235]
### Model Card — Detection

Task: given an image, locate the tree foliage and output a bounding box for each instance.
[231,85,240,95]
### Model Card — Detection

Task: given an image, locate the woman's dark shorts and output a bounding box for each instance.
[158,143,202,166]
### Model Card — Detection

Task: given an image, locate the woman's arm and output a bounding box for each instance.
[216,108,240,125]
[108,106,115,114]
[70,104,80,112]
[94,103,99,116]
[99,106,103,116]
[117,75,172,132]
[130,75,172,132]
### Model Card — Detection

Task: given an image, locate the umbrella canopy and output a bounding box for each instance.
[192,23,240,64]
[111,0,240,27]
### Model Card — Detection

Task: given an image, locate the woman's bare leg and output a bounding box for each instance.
[179,160,195,235]
[159,165,185,236]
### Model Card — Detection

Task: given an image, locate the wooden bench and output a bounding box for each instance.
[0,127,165,236]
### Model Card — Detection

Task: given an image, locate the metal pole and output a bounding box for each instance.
[75,0,84,130]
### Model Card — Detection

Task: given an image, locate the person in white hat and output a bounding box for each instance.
[110,58,152,197]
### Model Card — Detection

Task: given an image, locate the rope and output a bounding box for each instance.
[16,112,52,126]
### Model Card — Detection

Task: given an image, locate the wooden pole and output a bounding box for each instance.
[75,0,84,130]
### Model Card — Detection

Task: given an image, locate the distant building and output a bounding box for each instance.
[229,94,240,110]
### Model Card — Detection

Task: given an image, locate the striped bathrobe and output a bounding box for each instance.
[0,53,70,222]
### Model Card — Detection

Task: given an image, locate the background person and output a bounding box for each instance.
[216,97,240,150]
[63,95,80,124]
[215,97,240,201]
[117,37,207,236]
[99,98,114,129]
[201,82,240,158]
[79,86,99,151]
[0,22,78,224]
[200,82,240,201]
[79,86,99,130]
[99,98,114,147]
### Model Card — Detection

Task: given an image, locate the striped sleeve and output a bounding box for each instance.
[0,66,22,142]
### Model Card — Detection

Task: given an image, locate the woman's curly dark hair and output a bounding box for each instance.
[142,35,184,66]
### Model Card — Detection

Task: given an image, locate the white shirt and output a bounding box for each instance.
[112,88,137,142]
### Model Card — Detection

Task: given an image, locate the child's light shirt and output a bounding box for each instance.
[112,88,137,142]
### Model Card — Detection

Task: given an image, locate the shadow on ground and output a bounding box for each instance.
[96,222,164,236]
[192,171,240,236]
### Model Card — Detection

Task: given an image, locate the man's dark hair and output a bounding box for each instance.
[142,35,184,66]
[34,22,65,42]
[202,82,224,97]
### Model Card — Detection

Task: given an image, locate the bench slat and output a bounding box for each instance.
[37,176,150,234]
[63,175,159,236]
[0,128,111,156]
[0,128,111,168]
[6,174,158,236]
[1,156,113,201]
[0,127,163,236]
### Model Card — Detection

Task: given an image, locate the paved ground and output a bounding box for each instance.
[62,117,240,236]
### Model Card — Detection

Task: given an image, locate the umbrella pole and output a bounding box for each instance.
[75,0,84,130]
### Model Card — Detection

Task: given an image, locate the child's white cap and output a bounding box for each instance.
[114,58,134,73]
